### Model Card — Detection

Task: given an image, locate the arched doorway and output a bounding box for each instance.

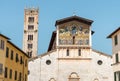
[94,78,99,81]
[68,72,80,81]
[49,78,56,81]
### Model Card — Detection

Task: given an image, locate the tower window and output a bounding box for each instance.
[115,53,119,63]
[67,49,69,56]
[28,44,33,49]
[28,17,34,23]
[114,35,118,45]
[28,25,34,30]
[28,35,33,40]
[28,51,32,58]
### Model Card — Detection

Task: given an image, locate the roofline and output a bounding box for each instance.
[107,27,120,38]
[92,49,112,57]
[0,33,10,40]
[8,41,29,58]
[55,15,93,26]
[0,33,29,57]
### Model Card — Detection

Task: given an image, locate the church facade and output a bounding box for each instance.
[28,16,113,81]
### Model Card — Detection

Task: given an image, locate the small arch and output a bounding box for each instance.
[69,72,80,81]
[49,78,56,81]
[94,78,99,81]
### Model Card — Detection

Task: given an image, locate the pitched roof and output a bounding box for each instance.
[55,15,93,26]
[92,49,112,57]
[8,41,29,58]
[0,33,10,40]
[0,33,29,58]
[107,27,120,38]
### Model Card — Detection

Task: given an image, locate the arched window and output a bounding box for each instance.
[69,72,80,81]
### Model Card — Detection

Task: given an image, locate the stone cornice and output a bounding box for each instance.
[57,58,92,60]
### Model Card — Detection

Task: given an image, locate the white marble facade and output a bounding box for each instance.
[28,16,113,81]
[28,49,113,81]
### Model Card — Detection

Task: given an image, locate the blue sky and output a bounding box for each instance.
[0,0,120,55]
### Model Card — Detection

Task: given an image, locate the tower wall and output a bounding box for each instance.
[23,8,39,57]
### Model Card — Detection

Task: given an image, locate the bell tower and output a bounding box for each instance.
[23,8,39,58]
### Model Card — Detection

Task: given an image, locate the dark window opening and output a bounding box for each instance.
[28,17,34,23]
[6,47,9,58]
[28,35,33,41]
[0,40,4,50]
[0,64,3,74]
[114,35,118,45]
[11,50,14,60]
[28,25,34,30]
[46,60,51,65]
[115,53,119,63]
[9,69,12,79]
[73,36,75,44]
[67,49,69,56]
[16,53,19,62]
[19,72,22,81]
[4,67,7,78]
[25,59,27,67]
[28,51,32,58]
[20,56,23,64]
[78,49,81,56]
[97,60,103,65]
[114,71,120,81]
[15,71,17,80]
[28,44,33,49]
